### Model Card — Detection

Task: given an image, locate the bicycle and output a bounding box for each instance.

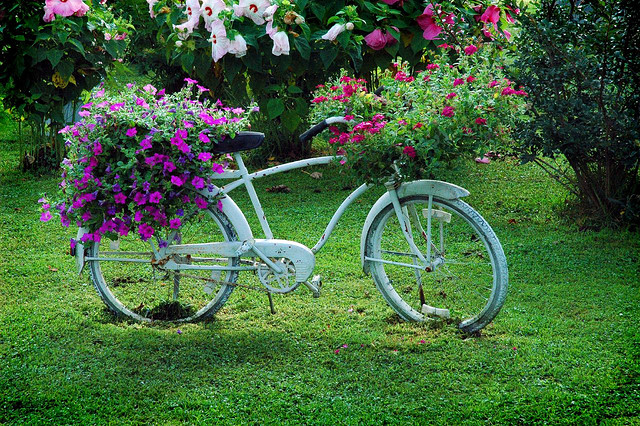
[73,116,508,333]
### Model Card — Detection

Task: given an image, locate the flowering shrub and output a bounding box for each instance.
[39,79,255,245]
[309,45,528,183]
[141,1,519,157]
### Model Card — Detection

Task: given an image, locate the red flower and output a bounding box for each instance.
[453,78,464,87]
[467,75,477,83]
[441,106,455,117]
[475,117,487,125]
[403,146,416,158]
[464,44,478,55]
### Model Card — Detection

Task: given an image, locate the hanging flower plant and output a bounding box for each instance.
[39,79,256,247]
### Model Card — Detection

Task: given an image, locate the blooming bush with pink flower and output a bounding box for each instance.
[39,79,255,245]
[309,44,528,183]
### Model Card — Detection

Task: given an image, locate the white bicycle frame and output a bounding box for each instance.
[77,117,470,290]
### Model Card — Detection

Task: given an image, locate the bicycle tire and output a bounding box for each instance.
[88,204,239,322]
[364,195,508,333]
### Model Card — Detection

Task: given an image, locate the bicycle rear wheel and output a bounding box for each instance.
[364,195,508,333]
[88,206,238,322]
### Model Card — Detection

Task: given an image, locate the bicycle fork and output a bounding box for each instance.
[384,182,451,319]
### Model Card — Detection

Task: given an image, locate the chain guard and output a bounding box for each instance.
[257,258,299,293]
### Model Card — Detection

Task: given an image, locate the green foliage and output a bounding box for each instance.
[510,0,640,226]
[0,1,132,125]
[146,0,517,158]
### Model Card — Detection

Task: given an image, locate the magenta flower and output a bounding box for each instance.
[364,29,387,50]
[169,218,181,229]
[445,92,457,99]
[191,176,205,189]
[138,223,155,241]
[464,44,478,55]
[480,5,501,30]
[114,193,127,204]
[453,78,464,87]
[476,117,487,125]
[110,103,125,112]
[211,163,224,174]
[171,176,184,186]
[164,161,176,173]
[133,192,147,206]
[40,211,52,222]
[217,200,224,212]
[199,133,211,143]
[93,142,103,155]
[403,146,416,158]
[149,191,162,203]
[441,106,455,117]
[467,75,477,83]
[198,152,212,162]
[195,197,208,209]
[126,128,137,137]
[134,211,144,222]
[140,138,152,150]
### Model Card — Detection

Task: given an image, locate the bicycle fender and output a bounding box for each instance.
[199,188,254,242]
[360,180,469,274]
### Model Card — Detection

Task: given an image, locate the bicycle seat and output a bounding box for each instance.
[212,131,265,154]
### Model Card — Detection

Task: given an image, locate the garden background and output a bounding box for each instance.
[1,0,639,423]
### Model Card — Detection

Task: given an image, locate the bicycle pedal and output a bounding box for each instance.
[303,275,322,298]
[421,304,450,319]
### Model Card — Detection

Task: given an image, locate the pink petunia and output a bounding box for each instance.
[169,218,181,229]
[126,128,137,137]
[198,152,212,162]
[191,176,205,189]
[149,191,162,203]
[199,132,211,143]
[40,211,52,222]
[194,196,208,209]
[170,176,184,186]
[114,193,127,204]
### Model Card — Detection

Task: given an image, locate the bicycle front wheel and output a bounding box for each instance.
[88,205,239,322]
[364,195,508,333]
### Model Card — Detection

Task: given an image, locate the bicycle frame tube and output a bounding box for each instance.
[208,153,373,253]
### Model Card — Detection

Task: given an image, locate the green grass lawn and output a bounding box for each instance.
[0,129,638,424]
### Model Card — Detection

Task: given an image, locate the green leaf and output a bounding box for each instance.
[181,52,194,71]
[319,48,338,69]
[67,39,86,58]
[282,110,301,133]
[56,60,74,80]
[294,97,309,116]
[267,98,285,119]
[46,50,64,68]
[310,4,326,21]
[287,85,303,94]
[242,51,262,72]
[224,57,243,84]
[293,37,311,60]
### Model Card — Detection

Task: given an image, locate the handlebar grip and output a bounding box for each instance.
[299,120,329,143]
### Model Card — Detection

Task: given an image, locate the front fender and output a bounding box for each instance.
[360,180,469,274]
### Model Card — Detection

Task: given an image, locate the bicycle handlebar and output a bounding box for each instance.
[299,116,351,144]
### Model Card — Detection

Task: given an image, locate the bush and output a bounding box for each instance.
[510,0,640,227]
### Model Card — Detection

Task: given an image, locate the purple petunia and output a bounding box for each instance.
[126,127,137,137]
[149,191,162,203]
[170,176,184,186]
[191,176,205,189]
